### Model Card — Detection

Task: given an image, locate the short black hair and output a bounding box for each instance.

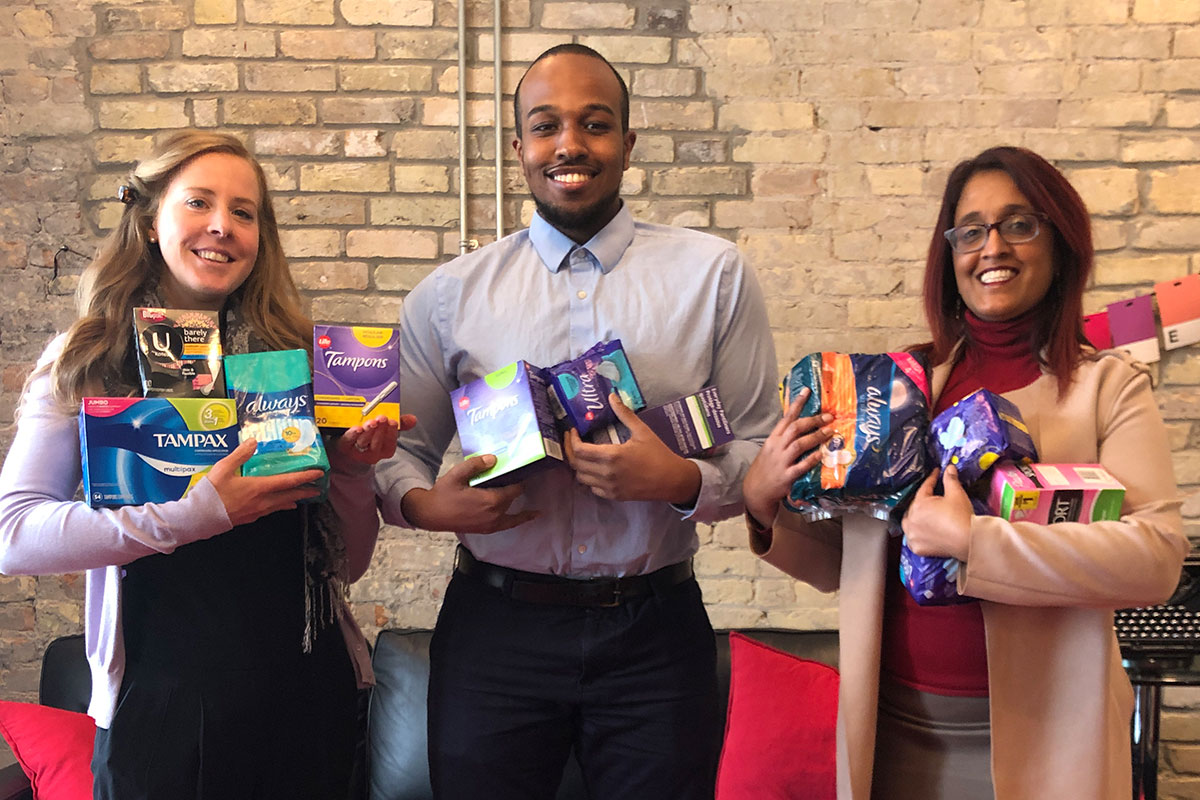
[513,43,630,138]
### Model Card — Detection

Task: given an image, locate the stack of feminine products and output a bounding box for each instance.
[900,388,1124,605]
[450,339,735,487]
[81,312,400,507]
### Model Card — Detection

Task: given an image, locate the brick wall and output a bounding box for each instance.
[1,0,1198,792]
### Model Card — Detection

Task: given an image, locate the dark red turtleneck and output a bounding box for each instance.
[881,309,1043,696]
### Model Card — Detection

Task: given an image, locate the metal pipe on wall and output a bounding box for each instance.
[457,0,471,254]
[493,0,504,240]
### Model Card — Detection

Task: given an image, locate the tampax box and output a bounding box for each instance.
[987,462,1125,524]
[590,387,735,457]
[452,361,564,488]
[80,397,238,508]
[313,325,401,430]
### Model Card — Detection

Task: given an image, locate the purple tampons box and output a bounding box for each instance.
[451,361,564,488]
[312,325,400,430]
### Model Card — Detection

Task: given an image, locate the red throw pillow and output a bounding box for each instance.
[0,700,95,800]
[716,632,838,800]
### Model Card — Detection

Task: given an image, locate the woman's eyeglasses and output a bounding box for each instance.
[944,212,1048,254]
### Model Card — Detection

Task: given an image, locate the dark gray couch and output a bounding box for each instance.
[1,627,838,800]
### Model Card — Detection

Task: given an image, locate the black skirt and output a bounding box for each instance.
[92,509,357,800]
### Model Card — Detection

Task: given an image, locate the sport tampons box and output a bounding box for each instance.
[80,397,238,507]
[451,361,563,488]
[987,462,1125,525]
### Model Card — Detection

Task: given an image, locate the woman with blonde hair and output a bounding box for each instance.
[743,146,1186,799]
[0,130,407,798]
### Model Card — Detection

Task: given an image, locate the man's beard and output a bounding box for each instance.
[532,189,621,238]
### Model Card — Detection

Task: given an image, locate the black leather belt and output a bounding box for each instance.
[454,545,694,607]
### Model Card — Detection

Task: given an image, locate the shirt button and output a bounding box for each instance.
[576,290,587,300]
[577,545,587,554]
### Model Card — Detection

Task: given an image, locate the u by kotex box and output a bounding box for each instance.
[80,397,238,508]
[987,462,1125,524]
[224,350,329,480]
[313,325,400,431]
[643,387,733,455]
[451,361,564,488]
[133,307,225,398]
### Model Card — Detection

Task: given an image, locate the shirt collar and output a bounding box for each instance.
[530,203,634,274]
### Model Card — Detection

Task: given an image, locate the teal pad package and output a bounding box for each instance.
[224,350,329,484]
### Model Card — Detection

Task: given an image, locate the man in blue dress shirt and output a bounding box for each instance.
[375,43,780,799]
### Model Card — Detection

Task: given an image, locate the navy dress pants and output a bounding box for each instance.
[427,569,722,800]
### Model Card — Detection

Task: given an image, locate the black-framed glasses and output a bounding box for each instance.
[944,212,1048,254]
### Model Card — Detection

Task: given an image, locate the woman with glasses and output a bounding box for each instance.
[743,146,1186,799]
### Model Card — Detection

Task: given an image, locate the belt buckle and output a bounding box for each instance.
[595,580,622,608]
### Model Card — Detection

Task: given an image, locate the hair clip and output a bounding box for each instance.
[118,184,139,205]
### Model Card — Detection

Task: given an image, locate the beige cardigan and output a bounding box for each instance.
[753,350,1187,800]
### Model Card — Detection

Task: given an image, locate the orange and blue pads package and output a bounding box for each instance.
[782,352,930,521]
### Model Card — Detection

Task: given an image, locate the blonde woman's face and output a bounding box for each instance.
[151,152,260,311]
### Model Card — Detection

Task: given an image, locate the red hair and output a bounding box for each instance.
[919,146,1093,396]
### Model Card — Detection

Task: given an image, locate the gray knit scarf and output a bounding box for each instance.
[112,287,348,653]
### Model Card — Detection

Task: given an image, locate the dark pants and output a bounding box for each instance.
[427,569,721,800]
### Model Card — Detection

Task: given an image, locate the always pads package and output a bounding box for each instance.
[783,352,930,521]
[80,397,237,507]
[133,307,225,397]
[451,361,564,488]
[224,350,329,479]
[313,325,400,430]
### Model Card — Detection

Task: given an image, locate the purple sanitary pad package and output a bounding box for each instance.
[899,497,990,606]
[548,340,645,437]
[929,388,1037,487]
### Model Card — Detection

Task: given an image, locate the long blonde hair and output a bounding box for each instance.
[48,130,312,410]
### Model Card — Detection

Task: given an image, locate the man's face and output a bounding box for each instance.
[513,53,636,244]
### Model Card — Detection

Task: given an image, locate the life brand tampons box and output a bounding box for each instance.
[987,462,1125,524]
[80,397,238,507]
[451,361,564,488]
[313,325,401,430]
